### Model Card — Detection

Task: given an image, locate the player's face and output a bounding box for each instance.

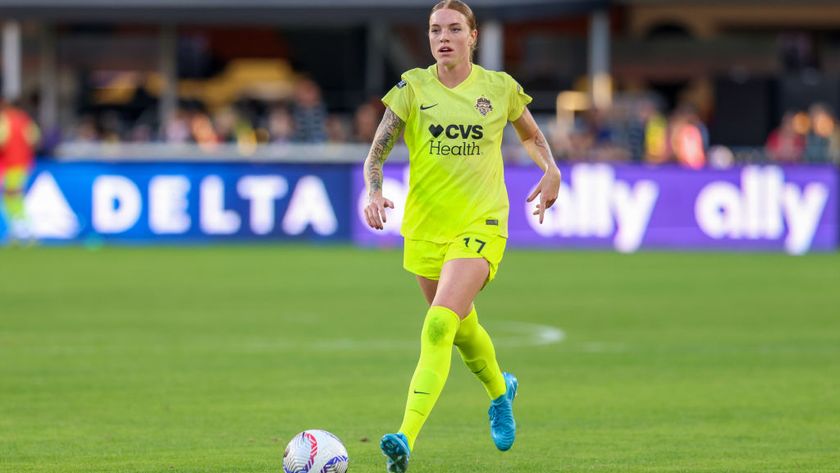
[429,8,476,67]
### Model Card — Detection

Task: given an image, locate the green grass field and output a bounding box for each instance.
[1,246,839,472]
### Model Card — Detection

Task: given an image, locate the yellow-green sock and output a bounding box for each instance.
[4,190,25,221]
[3,168,29,221]
[398,305,460,451]
[454,305,506,400]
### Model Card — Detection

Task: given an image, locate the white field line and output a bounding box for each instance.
[213,321,566,352]
[12,321,569,355]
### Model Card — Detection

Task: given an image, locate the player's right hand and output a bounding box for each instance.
[364,194,395,230]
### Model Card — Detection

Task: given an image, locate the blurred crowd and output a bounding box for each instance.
[67,79,385,151]
[29,77,840,167]
[763,103,840,165]
[543,96,840,168]
[545,97,710,167]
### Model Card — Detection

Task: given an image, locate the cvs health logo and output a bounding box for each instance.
[428,123,483,157]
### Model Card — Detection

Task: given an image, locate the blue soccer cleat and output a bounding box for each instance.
[380,432,410,473]
[489,372,518,451]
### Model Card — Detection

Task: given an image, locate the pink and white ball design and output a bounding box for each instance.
[283,430,349,473]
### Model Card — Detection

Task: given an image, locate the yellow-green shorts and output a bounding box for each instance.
[403,232,507,284]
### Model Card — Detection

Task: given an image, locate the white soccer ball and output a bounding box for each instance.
[283,430,349,473]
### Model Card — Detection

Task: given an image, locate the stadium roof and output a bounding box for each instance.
[0,0,608,24]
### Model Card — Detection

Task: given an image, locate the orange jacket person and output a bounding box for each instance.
[0,100,40,241]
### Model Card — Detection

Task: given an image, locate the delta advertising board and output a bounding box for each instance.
[0,162,351,243]
[351,163,838,254]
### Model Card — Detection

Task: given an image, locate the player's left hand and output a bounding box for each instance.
[527,167,561,224]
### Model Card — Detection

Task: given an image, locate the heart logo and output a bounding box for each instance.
[429,124,444,138]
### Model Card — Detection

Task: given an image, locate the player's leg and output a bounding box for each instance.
[388,259,487,455]
[418,271,509,409]
[453,306,506,400]
[3,166,30,240]
[453,304,518,450]
[418,276,505,393]
[440,233,508,400]
[381,241,450,472]
[444,234,518,451]
[429,257,488,316]
[416,276,437,305]
[417,273,506,401]
[396,259,487,445]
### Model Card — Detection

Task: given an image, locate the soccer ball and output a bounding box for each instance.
[283,430,349,473]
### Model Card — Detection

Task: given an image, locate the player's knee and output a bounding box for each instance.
[422,308,459,346]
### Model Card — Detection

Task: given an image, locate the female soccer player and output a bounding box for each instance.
[362,1,561,471]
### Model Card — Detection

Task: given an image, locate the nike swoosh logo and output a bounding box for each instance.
[420,104,438,110]
[413,390,431,395]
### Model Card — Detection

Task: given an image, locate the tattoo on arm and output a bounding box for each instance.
[524,129,555,172]
[364,108,405,196]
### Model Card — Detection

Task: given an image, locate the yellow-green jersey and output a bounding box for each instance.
[382,64,532,243]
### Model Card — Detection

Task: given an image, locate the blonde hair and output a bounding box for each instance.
[430,0,478,57]
[431,0,476,31]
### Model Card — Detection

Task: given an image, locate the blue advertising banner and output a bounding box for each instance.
[0,162,352,243]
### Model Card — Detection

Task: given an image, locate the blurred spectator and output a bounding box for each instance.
[189,111,220,151]
[100,111,123,143]
[214,107,239,143]
[73,115,100,142]
[670,105,707,169]
[291,79,327,143]
[583,108,630,162]
[765,111,806,163]
[163,108,191,144]
[130,123,154,143]
[266,104,295,143]
[644,114,670,164]
[0,99,40,241]
[325,115,350,143]
[639,100,670,164]
[624,98,648,163]
[803,103,840,164]
[603,100,636,161]
[214,106,258,154]
[353,100,384,143]
[567,123,595,161]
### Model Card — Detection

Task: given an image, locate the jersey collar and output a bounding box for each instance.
[430,63,479,91]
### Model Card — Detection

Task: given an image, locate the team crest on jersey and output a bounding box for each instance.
[475,96,493,116]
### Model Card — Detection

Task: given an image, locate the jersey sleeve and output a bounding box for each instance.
[382,78,415,122]
[505,73,532,122]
